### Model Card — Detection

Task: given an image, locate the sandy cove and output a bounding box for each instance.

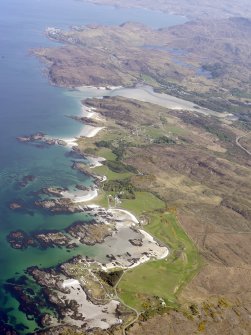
[76,84,232,119]
[62,81,224,150]
[60,188,98,203]
[59,104,107,203]
[61,103,105,148]
[81,104,106,122]
[96,207,169,273]
[22,93,170,331]
[62,125,105,149]
[57,93,170,267]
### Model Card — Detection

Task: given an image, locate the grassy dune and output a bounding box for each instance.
[118,213,202,310]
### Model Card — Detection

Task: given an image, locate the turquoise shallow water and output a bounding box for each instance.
[0,0,186,332]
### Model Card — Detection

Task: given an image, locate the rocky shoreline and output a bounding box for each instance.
[8,85,170,334]
[17,132,67,148]
[7,213,115,250]
[6,201,169,331]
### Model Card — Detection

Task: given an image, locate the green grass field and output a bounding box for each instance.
[120,192,165,216]
[95,147,117,161]
[117,212,202,311]
[93,165,133,181]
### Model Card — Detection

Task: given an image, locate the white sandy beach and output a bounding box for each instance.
[39,87,172,332]
[108,208,139,224]
[98,208,169,272]
[58,105,106,149]
[61,188,98,203]
[60,125,105,149]
[139,229,155,242]
[102,244,169,271]
[80,125,105,138]
[110,86,213,114]
[50,85,171,278]
[76,84,227,118]
[82,105,105,122]
[58,278,121,329]
[77,85,122,93]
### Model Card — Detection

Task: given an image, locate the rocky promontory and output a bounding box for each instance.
[66,220,114,245]
[34,198,82,213]
[33,231,77,249]
[17,132,67,147]
[7,215,115,251]
[27,267,68,293]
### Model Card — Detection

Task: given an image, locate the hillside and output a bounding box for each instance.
[86,0,251,19]
[32,11,251,335]
[35,18,251,127]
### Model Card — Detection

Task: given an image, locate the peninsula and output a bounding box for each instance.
[6,5,251,335]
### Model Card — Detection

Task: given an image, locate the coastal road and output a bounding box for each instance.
[114,269,141,335]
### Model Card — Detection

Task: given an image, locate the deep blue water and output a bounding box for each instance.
[0,0,186,333]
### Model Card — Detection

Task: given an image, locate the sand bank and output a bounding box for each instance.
[61,188,98,203]
[60,125,104,149]
[79,125,105,138]
[108,208,139,224]
[77,84,226,117]
[58,279,121,329]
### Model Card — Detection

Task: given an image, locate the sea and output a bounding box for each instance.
[0,0,186,333]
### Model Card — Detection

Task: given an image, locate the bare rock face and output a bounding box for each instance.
[9,201,23,210]
[27,267,67,293]
[66,221,114,245]
[17,132,45,142]
[7,229,77,250]
[17,132,67,147]
[34,198,82,213]
[33,231,77,249]
[38,313,56,328]
[7,230,36,249]
[33,325,86,335]
[129,238,143,247]
[41,187,66,197]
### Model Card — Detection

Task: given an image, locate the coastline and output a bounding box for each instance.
[5,2,251,333]
[60,188,98,203]
[23,99,171,329]
[75,84,229,118]
[57,94,170,263]
[43,94,170,276]
[60,126,105,149]
[60,102,106,149]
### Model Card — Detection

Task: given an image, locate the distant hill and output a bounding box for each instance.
[86,0,251,19]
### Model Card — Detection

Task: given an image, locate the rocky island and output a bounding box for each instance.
[17,132,67,147]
